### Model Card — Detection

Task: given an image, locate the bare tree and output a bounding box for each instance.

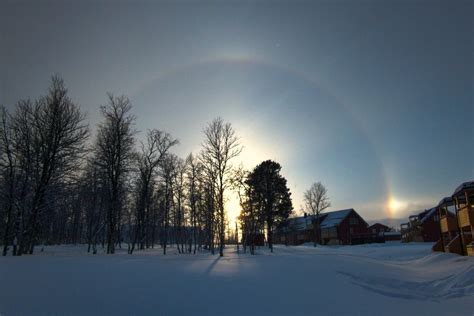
[200,154,217,254]
[129,130,177,254]
[201,117,241,257]
[159,153,178,255]
[185,153,202,254]
[16,77,89,255]
[80,159,106,254]
[95,94,136,254]
[172,157,187,253]
[304,182,331,246]
[9,101,35,255]
[231,166,256,254]
[0,106,17,255]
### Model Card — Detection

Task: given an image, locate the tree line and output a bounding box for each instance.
[0,76,297,256]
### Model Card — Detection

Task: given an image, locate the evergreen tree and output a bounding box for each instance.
[246,160,292,252]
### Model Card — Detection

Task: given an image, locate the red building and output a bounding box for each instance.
[369,223,391,235]
[274,209,372,245]
[401,208,440,242]
[319,209,371,245]
[369,223,401,242]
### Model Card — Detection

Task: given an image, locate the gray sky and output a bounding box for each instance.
[1,0,473,221]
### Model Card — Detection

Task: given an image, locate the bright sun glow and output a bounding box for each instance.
[387,196,406,216]
[225,193,241,228]
[224,123,286,228]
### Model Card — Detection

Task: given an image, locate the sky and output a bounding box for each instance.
[1,0,473,223]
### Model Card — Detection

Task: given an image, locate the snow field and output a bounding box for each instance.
[0,242,473,316]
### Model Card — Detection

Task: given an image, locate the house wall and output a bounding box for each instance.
[422,216,441,242]
[275,210,373,246]
[336,212,370,244]
[273,230,314,245]
[369,224,390,235]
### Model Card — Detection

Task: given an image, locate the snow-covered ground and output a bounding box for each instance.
[1,242,473,316]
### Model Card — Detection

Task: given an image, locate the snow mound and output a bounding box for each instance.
[338,263,474,301]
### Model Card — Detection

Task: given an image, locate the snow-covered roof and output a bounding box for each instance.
[453,181,474,196]
[437,196,453,206]
[282,209,357,231]
[419,207,437,223]
[369,223,389,229]
[319,209,353,228]
[286,215,316,231]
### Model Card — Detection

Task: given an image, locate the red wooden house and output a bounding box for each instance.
[369,223,401,242]
[274,209,371,245]
[368,223,390,235]
[319,209,371,245]
[273,214,316,245]
[401,207,440,242]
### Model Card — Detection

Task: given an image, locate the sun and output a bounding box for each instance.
[222,123,284,229]
[387,196,405,216]
[226,193,242,228]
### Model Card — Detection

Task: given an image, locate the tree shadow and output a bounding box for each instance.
[204,256,221,276]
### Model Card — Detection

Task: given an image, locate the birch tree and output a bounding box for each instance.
[186,153,202,254]
[201,118,241,257]
[129,130,177,254]
[159,153,178,255]
[0,106,17,256]
[17,77,88,255]
[304,182,331,246]
[95,94,136,254]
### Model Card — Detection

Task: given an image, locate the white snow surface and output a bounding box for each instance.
[1,242,473,316]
